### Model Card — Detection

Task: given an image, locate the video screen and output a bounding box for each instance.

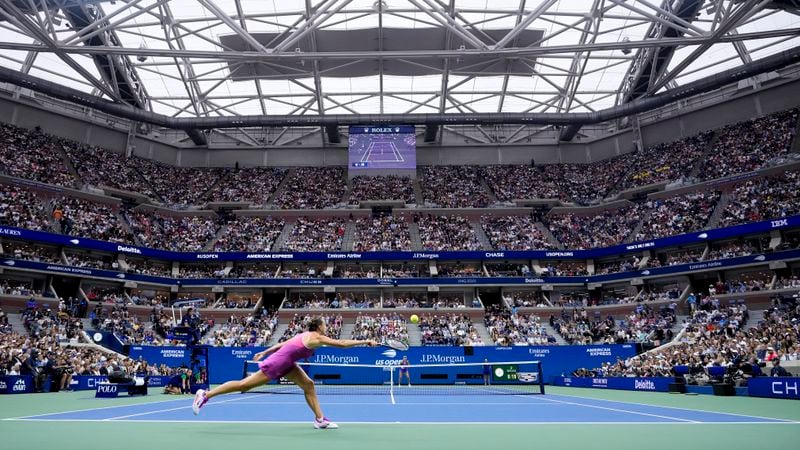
[348,125,416,170]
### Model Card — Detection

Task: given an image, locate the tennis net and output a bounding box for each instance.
[243,360,544,401]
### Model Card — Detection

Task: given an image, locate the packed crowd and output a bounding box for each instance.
[616,132,713,191]
[420,166,489,208]
[418,313,484,346]
[94,304,164,345]
[545,205,643,249]
[204,167,286,206]
[505,290,548,308]
[635,191,720,240]
[54,197,135,244]
[64,143,157,199]
[481,215,554,250]
[351,313,409,345]
[212,216,285,252]
[353,215,412,252]
[0,184,52,231]
[484,305,556,346]
[204,309,278,347]
[349,176,415,204]
[135,159,225,207]
[127,212,220,252]
[417,214,482,251]
[280,217,345,252]
[274,167,346,209]
[480,165,562,202]
[0,124,76,187]
[720,170,800,228]
[698,109,798,181]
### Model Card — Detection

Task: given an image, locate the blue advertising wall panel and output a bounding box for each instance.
[198,345,638,385]
[0,375,35,394]
[128,346,192,368]
[747,377,800,400]
[552,376,673,392]
[68,375,172,391]
[6,248,800,288]
[1,214,798,263]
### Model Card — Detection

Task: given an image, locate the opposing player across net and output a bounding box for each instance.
[243,360,545,403]
[360,140,405,163]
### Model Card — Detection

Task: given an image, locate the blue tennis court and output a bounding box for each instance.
[9,392,795,425]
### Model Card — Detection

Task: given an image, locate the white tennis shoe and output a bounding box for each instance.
[314,416,339,429]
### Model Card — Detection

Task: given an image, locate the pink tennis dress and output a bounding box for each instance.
[258,332,316,379]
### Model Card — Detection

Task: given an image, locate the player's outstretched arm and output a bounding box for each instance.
[309,334,377,349]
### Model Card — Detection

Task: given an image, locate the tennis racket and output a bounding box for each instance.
[380,339,409,351]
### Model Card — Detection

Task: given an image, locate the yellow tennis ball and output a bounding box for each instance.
[410,314,419,324]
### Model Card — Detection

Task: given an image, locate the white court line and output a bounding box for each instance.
[102,394,253,421]
[524,395,700,423]
[2,397,194,421]
[546,392,799,424]
[4,418,799,425]
[217,401,571,406]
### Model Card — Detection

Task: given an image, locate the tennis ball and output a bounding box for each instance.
[410,314,419,324]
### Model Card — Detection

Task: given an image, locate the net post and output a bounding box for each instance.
[389,366,396,404]
[538,361,545,395]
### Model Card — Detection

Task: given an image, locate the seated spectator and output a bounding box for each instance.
[545,205,643,249]
[213,216,285,252]
[274,167,346,209]
[420,166,489,208]
[481,215,554,250]
[418,313,483,346]
[349,176,415,204]
[0,185,51,230]
[417,214,481,251]
[280,217,345,252]
[353,215,412,251]
[205,167,286,206]
[636,191,720,240]
[698,109,798,181]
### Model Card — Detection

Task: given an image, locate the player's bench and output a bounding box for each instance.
[95,378,148,398]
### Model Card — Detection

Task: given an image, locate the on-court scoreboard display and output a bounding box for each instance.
[492,364,539,383]
[348,125,416,170]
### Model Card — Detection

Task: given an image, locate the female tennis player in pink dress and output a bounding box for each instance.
[192,317,377,429]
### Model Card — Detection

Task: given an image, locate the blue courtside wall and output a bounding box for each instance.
[747,377,800,399]
[552,376,673,392]
[137,345,638,384]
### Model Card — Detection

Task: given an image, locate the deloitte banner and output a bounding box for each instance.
[0,375,35,394]
[202,345,637,384]
[747,377,800,400]
[552,376,672,392]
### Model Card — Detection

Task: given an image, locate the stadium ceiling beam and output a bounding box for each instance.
[272,0,354,53]
[3,28,796,60]
[494,0,558,50]
[606,0,704,37]
[0,0,122,101]
[433,0,457,142]
[646,0,772,95]
[61,0,160,46]
[407,0,489,50]
[196,0,269,53]
[231,0,267,117]
[497,0,527,113]
[557,0,602,114]
[157,1,208,145]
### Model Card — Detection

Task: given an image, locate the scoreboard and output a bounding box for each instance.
[492,364,539,383]
[492,364,519,382]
